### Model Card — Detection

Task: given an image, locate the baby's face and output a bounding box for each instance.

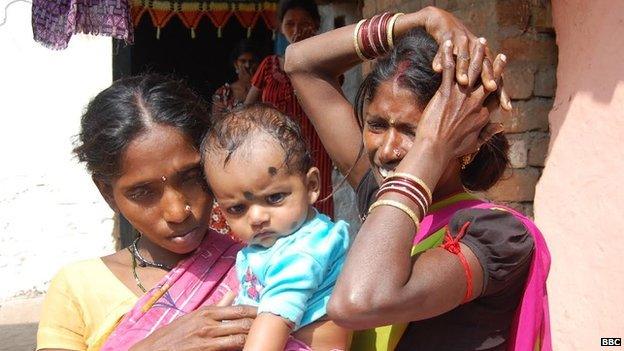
[204,135,320,248]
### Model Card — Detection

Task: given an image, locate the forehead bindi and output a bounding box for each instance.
[368,81,423,124]
[118,125,199,185]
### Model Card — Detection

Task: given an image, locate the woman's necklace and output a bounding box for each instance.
[128,248,147,293]
[130,236,173,271]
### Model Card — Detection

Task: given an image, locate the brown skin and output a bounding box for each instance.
[284,6,509,187]
[284,8,507,329]
[40,125,257,351]
[203,134,349,350]
[244,7,319,105]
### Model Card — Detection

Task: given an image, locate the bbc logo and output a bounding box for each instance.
[601,338,622,347]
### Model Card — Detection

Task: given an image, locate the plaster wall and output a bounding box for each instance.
[534,0,624,348]
[0,1,115,302]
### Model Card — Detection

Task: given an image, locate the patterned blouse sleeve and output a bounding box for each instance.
[251,55,272,90]
[448,208,535,297]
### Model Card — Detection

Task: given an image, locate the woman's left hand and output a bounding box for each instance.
[415,39,507,165]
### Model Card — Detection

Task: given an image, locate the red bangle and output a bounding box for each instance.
[376,12,393,52]
[367,14,382,56]
[386,175,432,206]
[378,179,428,216]
[377,186,425,217]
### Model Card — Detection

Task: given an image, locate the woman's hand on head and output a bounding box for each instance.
[415,40,507,164]
[129,295,257,351]
[419,6,512,110]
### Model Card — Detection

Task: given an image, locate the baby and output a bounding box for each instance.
[201,104,350,351]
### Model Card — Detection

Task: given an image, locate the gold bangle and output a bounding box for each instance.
[353,19,368,61]
[386,13,404,49]
[391,172,433,204]
[368,199,420,231]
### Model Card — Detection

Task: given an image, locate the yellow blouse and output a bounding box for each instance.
[37,258,138,351]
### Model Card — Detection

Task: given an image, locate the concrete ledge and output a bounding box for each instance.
[0,297,43,351]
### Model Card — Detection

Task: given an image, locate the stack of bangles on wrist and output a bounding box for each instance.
[353,12,404,61]
[368,173,433,231]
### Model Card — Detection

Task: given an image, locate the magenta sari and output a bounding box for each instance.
[415,196,552,351]
[352,193,551,351]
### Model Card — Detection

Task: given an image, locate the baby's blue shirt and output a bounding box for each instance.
[235,211,350,330]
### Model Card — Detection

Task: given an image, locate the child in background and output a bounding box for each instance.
[201,104,350,351]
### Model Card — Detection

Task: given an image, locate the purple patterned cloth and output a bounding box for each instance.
[32,0,133,50]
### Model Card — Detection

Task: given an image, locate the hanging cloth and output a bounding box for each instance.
[32,0,134,50]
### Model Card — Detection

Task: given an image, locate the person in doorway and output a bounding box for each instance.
[285,8,551,351]
[211,40,261,117]
[245,0,335,218]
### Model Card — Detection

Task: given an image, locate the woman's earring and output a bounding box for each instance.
[460,147,480,169]
[185,205,192,212]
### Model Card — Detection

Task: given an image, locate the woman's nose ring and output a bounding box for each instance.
[393,148,401,158]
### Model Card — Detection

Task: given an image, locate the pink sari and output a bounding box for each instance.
[102,230,317,351]
[101,231,242,350]
[352,194,551,351]
[415,197,552,351]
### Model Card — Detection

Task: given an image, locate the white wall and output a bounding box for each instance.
[0,1,115,301]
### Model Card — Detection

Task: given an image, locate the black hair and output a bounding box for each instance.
[230,39,260,64]
[73,74,211,183]
[277,0,321,24]
[355,28,510,192]
[201,103,313,174]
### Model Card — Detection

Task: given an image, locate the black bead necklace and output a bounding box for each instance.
[130,236,173,271]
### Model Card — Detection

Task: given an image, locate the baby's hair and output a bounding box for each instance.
[201,103,313,174]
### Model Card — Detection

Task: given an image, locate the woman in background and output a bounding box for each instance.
[211,40,260,117]
[245,0,335,217]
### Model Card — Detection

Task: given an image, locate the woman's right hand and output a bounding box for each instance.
[130,304,257,351]
[413,39,507,168]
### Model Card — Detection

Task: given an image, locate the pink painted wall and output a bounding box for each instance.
[534,0,624,348]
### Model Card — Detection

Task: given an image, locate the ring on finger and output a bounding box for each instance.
[457,53,470,61]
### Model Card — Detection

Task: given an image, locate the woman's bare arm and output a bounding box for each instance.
[328,42,507,329]
[286,7,507,188]
[244,87,261,105]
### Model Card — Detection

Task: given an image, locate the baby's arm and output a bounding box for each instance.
[243,313,292,351]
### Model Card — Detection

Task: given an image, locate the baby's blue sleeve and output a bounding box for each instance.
[257,251,324,328]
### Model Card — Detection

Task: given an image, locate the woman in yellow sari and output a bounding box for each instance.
[36,75,256,351]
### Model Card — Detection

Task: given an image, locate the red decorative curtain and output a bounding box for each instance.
[130,0,278,38]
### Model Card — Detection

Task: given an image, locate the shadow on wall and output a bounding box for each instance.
[546,0,624,144]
